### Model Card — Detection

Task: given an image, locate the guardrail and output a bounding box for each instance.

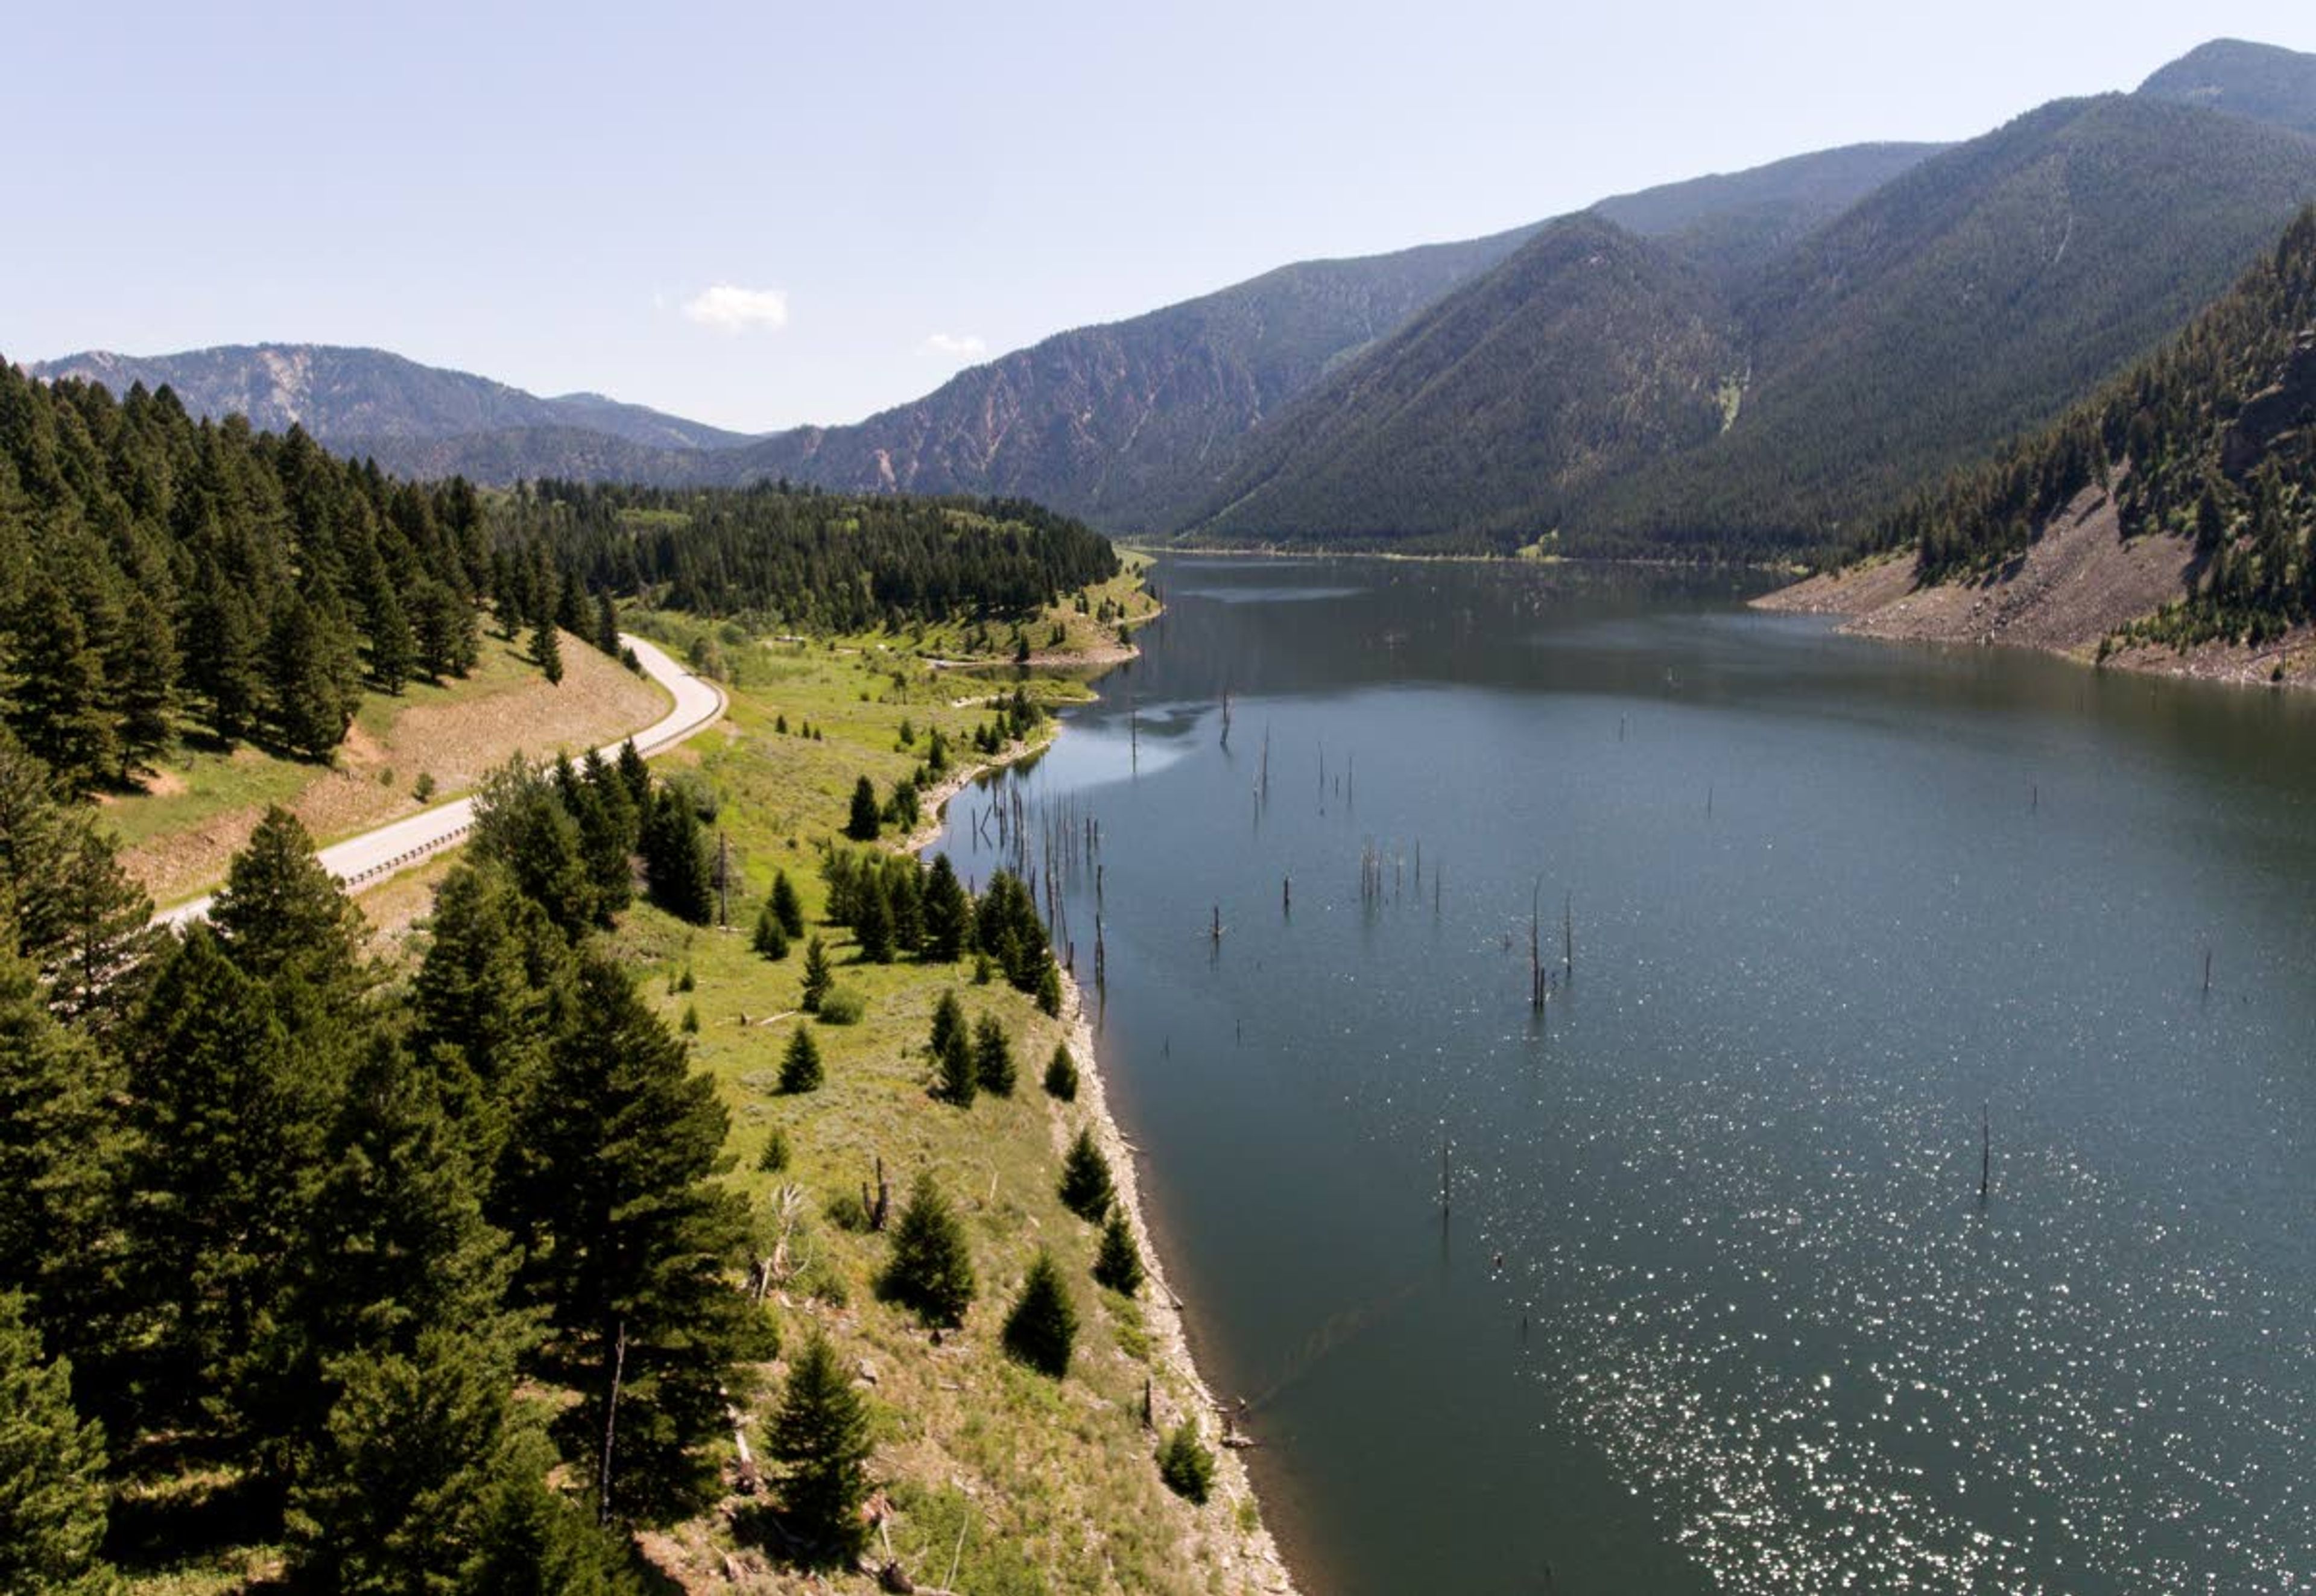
[329,819,475,888]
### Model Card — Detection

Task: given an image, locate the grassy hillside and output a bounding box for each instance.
[593,625,1288,1591]
[114,627,663,908]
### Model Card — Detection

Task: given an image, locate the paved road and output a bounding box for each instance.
[158,633,726,927]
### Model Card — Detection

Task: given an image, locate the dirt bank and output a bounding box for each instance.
[1753,487,2315,688]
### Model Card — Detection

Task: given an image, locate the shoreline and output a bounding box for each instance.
[899,686,1304,1594]
[1751,562,2316,693]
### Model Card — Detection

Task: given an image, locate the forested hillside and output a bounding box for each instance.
[0,364,1121,795]
[2138,37,2316,135]
[498,481,1119,632]
[1863,207,2316,646]
[0,362,507,787]
[1192,214,1742,547]
[1188,88,2316,558]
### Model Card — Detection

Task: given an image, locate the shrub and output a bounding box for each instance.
[1157,1420,1214,1504]
[816,986,865,1026]
[758,1129,791,1173]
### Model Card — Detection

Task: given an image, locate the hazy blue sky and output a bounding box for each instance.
[7,1,2313,431]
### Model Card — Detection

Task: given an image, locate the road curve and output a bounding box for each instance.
[158,633,726,928]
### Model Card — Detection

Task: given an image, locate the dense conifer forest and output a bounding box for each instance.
[1861,207,2316,645]
[0,363,1121,796]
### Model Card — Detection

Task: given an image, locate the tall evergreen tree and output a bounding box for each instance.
[0,940,125,1373]
[764,1332,873,1568]
[285,1325,543,1595]
[470,759,598,936]
[844,776,881,842]
[514,952,761,1526]
[211,805,371,1000]
[934,1018,975,1107]
[7,796,160,1039]
[266,592,361,760]
[185,565,263,741]
[921,853,970,963]
[113,588,180,777]
[124,926,350,1467]
[8,575,116,792]
[614,739,653,814]
[853,879,894,964]
[640,787,713,925]
[594,591,621,657]
[0,1293,115,1596]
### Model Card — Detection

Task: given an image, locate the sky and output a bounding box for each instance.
[6,1,2314,434]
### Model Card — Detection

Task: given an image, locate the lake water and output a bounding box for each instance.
[931,557,2316,1595]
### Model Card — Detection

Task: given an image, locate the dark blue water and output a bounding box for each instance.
[934,557,2316,1595]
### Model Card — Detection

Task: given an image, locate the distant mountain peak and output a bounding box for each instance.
[2137,38,2316,136]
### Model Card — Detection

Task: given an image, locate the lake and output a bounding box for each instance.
[931,557,2316,1595]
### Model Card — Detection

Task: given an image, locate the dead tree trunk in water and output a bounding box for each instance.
[1979,1104,1990,1206]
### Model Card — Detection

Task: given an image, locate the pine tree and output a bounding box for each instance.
[770,870,805,939]
[461,1425,653,1595]
[877,1175,975,1328]
[1035,957,1063,1018]
[844,776,881,841]
[1058,1129,1114,1221]
[800,937,832,1014]
[113,588,180,777]
[934,1018,975,1107]
[365,583,417,696]
[472,758,598,936]
[641,788,713,925]
[125,926,351,1466]
[211,805,371,999]
[751,902,789,960]
[854,881,894,964]
[778,1027,823,1094]
[292,1036,523,1403]
[1092,1208,1144,1296]
[266,591,361,760]
[0,1293,115,1595]
[764,1332,873,1567]
[516,952,761,1526]
[973,1014,1016,1095]
[615,739,653,813]
[8,575,116,793]
[927,990,964,1061]
[534,622,565,686]
[7,795,160,1039]
[1043,1042,1078,1102]
[595,591,621,657]
[921,854,970,962]
[1001,1251,1077,1378]
[0,939,125,1376]
[285,1325,542,1594]
[185,565,262,741]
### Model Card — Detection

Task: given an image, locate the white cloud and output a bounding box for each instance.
[682,283,789,333]
[920,331,987,359]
